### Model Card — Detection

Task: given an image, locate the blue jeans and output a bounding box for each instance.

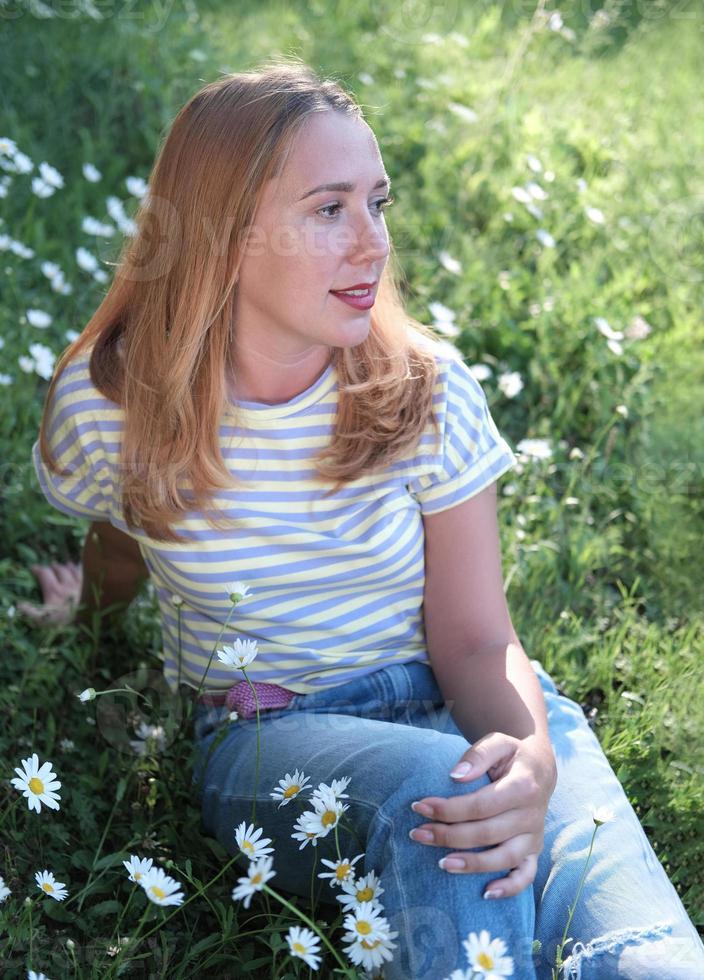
[191,659,704,979]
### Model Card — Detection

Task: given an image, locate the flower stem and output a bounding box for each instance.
[262,882,357,978]
[241,670,261,826]
[192,602,238,703]
[553,824,599,978]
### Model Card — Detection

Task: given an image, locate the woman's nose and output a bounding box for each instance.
[348,211,389,265]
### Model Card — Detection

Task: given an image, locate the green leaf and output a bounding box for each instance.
[89,899,122,917]
[70,848,95,871]
[94,851,127,871]
[42,901,76,923]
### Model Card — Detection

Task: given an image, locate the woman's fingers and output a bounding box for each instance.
[482,852,539,899]
[412,806,535,851]
[439,833,537,876]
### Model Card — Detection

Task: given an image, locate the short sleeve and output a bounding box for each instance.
[31,355,118,522]
[407,354,517,514]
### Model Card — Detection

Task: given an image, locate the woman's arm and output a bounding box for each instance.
[19,522,149,629]
[422,480,552,753]
[75,521,150,628]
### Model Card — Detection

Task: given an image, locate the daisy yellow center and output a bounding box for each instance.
[149,885,166,899]
[243,841,254,853]
[134,872,142,881]
[321,809,337,827]
[361,939,382,950]
[252,872,262,884]
[293,942,306,953]
[477,952,495,969]
[356,920,373,936]
[284,785,300,798]
[29,777,45,795]
[336,863,351,880]
[356,885,374,902]
[42,883,54,893]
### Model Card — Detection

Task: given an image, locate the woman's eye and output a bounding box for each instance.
[317,196,395,219]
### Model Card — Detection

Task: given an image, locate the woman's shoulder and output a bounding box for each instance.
[51,344,121,417]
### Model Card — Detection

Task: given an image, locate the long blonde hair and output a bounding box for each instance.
[38,57,442,542]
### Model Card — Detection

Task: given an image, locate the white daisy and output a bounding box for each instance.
[59,738,75,752]
[28,972,51,980]
[585,206,605,225]
[125,175,148,198]
[428,300,456,325]
[269,768,312,808]
[311,776,351,803]
[82,162,101,182]
[11,754,61,813]
[497,371,524,399]
[438,251,462,275]
[341,902,399,972]
[234,821,275,861]
[591,805,615,826]
[76,246,98,272]
[535,228,556,248]
[170,594,183,607]
[301,788,349,837]
[468,363,492,382]
[122,855,154,884]
[336,870,384,913]
[77,688,96,702]
[27,343,56,380]
[26,309,52,329]
[0,137,18,157]
[216,638,258,670]
[32,178,56,198]
[291,815,324,850]
[35,870,68,902]
[594,316,624,341]
[225,581,251,603]
[140,866,185,906]
[129,722,166,757]
[231,854,275,909]
[318,853,365,888]
[286,925,322,970]
[463,929,514,977]
[38,162,64,189]
[516,438,552,460]
[0,875,11,902]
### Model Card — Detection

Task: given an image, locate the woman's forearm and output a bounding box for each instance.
[430,641,552,748]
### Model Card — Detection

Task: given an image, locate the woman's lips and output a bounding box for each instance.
[329,287,375,310]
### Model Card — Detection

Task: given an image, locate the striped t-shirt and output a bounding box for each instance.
[32,340,517,696]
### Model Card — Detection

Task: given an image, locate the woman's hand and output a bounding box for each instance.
[17,562,83,627]
[409,731,557,899]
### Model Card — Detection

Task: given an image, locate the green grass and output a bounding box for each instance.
[1,0,703,975]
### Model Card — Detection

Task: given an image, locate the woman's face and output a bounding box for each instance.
[232,110,392,364]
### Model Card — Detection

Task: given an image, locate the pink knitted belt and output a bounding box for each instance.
[195,680,298,720]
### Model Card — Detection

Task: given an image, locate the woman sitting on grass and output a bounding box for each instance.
[24,60,704,979]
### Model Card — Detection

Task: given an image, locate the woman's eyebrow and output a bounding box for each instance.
[297,176,391,201]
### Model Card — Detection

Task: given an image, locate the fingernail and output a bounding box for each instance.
[483,889,503,899]
[450,762,472,779]
[439,857,465,871]
[409,829,434,842]
[411,801,433,818]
